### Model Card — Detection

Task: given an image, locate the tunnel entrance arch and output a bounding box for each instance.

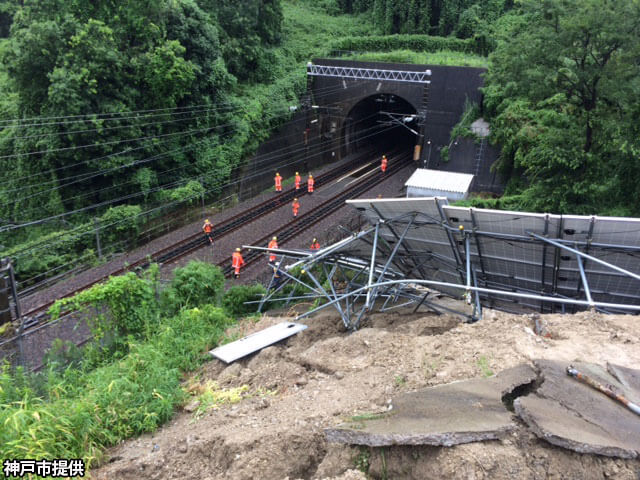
[341,93,419,158]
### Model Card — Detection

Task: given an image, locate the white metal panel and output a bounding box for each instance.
[404,169,474,194]
[210,322,308,363]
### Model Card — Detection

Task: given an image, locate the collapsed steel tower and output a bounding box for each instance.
[247,198,640,330]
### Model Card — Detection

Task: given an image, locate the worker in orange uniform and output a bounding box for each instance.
[202,219,213,244]
[292,198,300,217]
[310,238,320,250]
[268,236,278,263]
[294,172,301,190]
[274,172,282,192]
[307,174,314,194]
[232,248,245,279]
[381,155,388,173]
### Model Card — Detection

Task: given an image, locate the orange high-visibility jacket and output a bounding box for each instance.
[310,241,320,250]
[203,222,213,233]
[292,201,300,212]
[307,177,314,192]
[232,252,245,268]
[268,239,278,261]
[275,175,282,189]
[295,174,301,189]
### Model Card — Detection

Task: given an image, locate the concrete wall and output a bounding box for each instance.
[238,59,504,199]
[310,59,485,164]
[238,111,330,200]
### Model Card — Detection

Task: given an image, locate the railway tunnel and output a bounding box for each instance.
[340,93,418,158]
[240,58,503,199]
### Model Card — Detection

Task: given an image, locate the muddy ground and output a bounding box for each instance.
[92,302,640,479]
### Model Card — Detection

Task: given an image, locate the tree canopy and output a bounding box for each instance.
[0,0,283,227]
[484,0,640,214]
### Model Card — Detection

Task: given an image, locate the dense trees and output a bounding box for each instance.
[335,0,511,39]
[0,0,283,228]
[484,0,640,214]
[2,0,640,286]
[338,0,640,215]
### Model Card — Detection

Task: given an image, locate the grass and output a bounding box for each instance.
[340,49,488,68]
[184,380,249,420]
[354,446,371,474]
[282,0,375,61]
[350,412,388,422]
[347,410,394,430]
[0,302,234,473]
[394,374,407,386]
[476,355,494,378]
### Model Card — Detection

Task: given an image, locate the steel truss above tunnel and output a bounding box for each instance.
[307,63,432,84]
[245,198,640,330]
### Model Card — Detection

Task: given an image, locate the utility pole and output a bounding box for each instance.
[423,140,432,169]
[2,258,24,366]
[94,218,102,259]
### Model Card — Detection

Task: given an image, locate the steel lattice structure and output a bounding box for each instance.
[307,63,431,84]
[246,198,640,330]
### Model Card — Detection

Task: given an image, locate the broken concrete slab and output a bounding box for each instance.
[325,364,537,447]
[607,362,640,405]
[515,360,640,459]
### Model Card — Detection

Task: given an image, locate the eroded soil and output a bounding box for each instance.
[92,303,640,479]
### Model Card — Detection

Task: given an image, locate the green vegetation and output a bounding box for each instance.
[332,0,640,216]
[0,261,237,476]
[354,446,371,474]
[162,260,226,314]
[222,284,267,317]
[0,0,302,285]
[185,380,249,420]
[476,355,494,378]
[2,0,639,473]
[341,49,487,68]
[2,0,639,291]
[394,374,407,386]
[482,0,640,215]
[333,33,478,54]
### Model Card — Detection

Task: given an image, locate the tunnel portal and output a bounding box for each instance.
[342,93,418,158]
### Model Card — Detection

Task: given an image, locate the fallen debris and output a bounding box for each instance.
[325,364,537,447]
[210,322,307,363]
[515,360,640,459]
[567,365,640,416]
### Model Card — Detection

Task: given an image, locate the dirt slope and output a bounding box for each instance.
[92,304,640,480]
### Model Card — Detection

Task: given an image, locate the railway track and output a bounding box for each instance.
[20,149,381,320]
[217,152,412,276]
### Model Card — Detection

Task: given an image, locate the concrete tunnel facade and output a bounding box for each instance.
[239,59,502,199]
[308,58,485,166]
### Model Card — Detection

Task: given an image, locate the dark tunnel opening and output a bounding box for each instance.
[341,94,418,158]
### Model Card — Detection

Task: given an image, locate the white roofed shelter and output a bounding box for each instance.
[405,169,474,200]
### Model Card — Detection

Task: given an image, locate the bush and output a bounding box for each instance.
[341,49,488,67]
[163,261,225,313]
[332,34,478,55]
[157,180,205,205]
[222,284,266,317]
[156,305,232,370]
[99,204,143,248]
[49,270,159,363]
[0,303,235,471]
[5,225,96,287]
